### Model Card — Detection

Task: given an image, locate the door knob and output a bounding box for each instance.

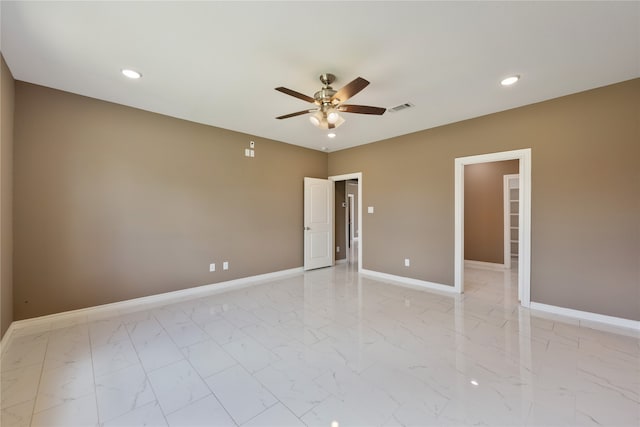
[304,227,311,231]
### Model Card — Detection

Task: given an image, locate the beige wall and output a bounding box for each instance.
[14,82,327,320]
[1,55,14,337]
[335,181,346,261]
[10,78,640,323]
[329,79,640,321]
[464,160,519,264]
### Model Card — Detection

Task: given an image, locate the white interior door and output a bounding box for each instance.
[304,177,334,271]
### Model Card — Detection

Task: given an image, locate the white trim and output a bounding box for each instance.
[335,259,347,265]
[4,268,303,338]
[329,172,363,273]
[345,193,350,262]
[455,148,531,307]
[0,322,17,356]
[530,302,640,333]
[361,269,457,294]
[464,260,506,271]
[347,193,355,242]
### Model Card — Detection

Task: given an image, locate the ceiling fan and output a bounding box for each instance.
[275,73,386,129]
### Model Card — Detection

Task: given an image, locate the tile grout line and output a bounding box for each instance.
[120,311,167,427]
[152,303,236,424]
[179,309,242,426]
[27,331,50,425]
[83,325,100,427]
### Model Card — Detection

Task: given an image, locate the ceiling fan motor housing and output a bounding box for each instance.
[314,88,338,107]
[315,73,341,110]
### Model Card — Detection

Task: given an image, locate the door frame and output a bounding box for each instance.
[347,193,355,245]
[454,149,531,306]
[329,172,363,272]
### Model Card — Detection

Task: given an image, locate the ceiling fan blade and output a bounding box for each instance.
[331,77,370,103]
[339,104,386,115]
[276,109,315,120]
[275,87,315,103]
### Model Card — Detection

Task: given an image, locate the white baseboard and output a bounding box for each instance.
[464,260,506,270]
[335,259,347,265]
[0,322,17,356]
[361,269,457,294]
[5,266,638,355]
[3,267,304,342]
[530,302,640,333]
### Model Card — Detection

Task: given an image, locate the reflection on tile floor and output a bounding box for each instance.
[1,265,639,426]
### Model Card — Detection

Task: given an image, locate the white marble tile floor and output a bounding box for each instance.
[1,264,639,426]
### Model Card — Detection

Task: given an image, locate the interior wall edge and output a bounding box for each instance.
[0,52,15,340]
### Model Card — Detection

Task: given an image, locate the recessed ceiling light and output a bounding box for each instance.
[500,75,520,86]
[470,379,479,386]
[121,69,142,79]
[327,133,336,139]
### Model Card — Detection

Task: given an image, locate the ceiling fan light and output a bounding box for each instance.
[309,114,321,127]
[333,115,345,128]
[327,111,340,124]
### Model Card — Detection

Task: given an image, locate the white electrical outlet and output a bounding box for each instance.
[368,206,374,214]
[404,258,410,267]
[209,263,216,272]
[223,261,229,270]
[336,246,340,252]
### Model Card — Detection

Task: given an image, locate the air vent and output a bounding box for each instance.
[388,102,414,113]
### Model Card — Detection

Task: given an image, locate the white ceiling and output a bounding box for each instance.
[2,1,639,152]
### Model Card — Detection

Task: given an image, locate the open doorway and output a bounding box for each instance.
[333,180,358,267]
[329,173,363,272]
[454,149,531,306]
[464,160,519,269]
[463,160,520,303]
[345,181,359,266]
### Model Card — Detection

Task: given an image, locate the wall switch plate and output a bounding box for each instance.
[250,149,255,157]
[223,261,229,270]
[368,206,374,214]
[244,148,251,157]
[336,246,340,252]
[209,263,216,272]
[404,258,410,267]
